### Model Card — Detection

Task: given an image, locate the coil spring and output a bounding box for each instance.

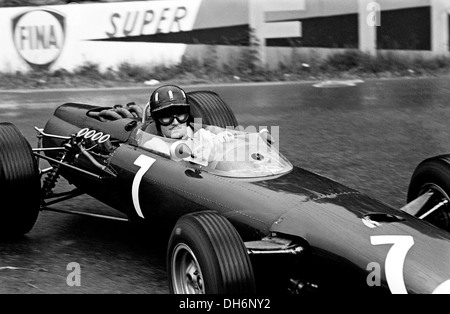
[42,151,66,197]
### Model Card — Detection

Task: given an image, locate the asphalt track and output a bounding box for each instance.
[0,76,450,293]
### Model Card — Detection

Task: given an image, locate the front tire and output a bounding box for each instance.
[0,123,40,237]
[167,211,256,294]
[407,155,450,232]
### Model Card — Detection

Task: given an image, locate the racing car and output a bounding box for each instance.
[0,90,450,294]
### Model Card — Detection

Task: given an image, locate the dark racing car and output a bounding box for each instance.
[0,90,449,294]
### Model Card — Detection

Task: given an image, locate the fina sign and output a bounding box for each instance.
[12,9,66,70]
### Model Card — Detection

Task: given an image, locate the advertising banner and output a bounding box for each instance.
[0,0,203,72]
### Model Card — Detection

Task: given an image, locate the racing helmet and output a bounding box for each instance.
[149,85,189,117]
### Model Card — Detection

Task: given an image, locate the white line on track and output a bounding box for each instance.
[0,80,321,94]
[0,76,442,94]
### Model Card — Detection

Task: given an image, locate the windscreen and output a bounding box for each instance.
[205,131,293,178]
[135,126,293,178]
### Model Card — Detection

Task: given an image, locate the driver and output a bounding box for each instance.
[149,84,192,139]
[143,84,234,162]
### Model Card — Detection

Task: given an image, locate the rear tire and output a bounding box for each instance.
[407,155,450,232]
[0,123,40,237]
[187,91,238,128]
[167,211,256,294]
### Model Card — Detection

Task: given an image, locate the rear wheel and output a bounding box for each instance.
[187,91,238,128]
[407,155,450,232]
[0,123,40,237]
[167,211,255,294]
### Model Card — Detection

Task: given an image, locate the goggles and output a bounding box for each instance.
[157,112,190,126]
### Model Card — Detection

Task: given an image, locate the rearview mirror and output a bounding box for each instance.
[259,129,275,145]
[170,141,192,161]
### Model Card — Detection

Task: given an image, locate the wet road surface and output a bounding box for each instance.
[0,76,450,293]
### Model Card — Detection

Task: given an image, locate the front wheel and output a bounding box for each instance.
[167,211,256,294]
[407,155,450,232]
[0,123,40,237]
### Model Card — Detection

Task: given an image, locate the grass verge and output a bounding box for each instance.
[1,50,450,90]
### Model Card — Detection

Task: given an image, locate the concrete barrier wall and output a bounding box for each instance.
[249,0,448,62]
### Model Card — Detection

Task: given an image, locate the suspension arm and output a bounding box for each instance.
[34,152,104,180]
[41,188,85,207]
